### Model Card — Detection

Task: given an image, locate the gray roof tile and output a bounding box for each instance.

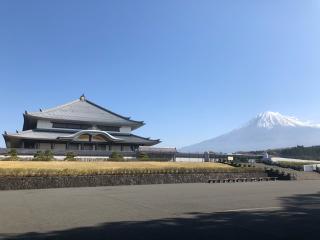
[27,97,143,128]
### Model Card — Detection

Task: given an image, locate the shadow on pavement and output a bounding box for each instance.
[2,192,320,240]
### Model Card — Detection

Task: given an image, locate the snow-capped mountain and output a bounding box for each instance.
[247,111,318,129]
[180,111,320,153]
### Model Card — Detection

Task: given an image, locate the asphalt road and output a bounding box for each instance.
[1,181,320,240]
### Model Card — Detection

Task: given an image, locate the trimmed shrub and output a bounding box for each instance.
[65,152,77,161]
[44,150,54,160]
[137,152,150,161]
[3,149,20,161]
[109,151,124,161]
[33,151,43,160]
[8,149,17,157]
[33,150,54,161]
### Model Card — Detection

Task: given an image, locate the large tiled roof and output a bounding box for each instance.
[26,96,144,128]
[4,129,160,146]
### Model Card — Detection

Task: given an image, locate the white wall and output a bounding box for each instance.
[123,146,131,151]
[39,143,52,150]
[111,145,121,151]
[120,126,131,133]
[53,143,66,150]
[175,157,204,162]
[271,157,319,163]
[37,120,53,129]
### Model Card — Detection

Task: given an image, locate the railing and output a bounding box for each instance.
[0,148,136,157]
[176,152,205,158]
[0,148,204,161]
[0,148,263,161]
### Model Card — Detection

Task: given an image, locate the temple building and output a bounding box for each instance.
[3,95,160,152]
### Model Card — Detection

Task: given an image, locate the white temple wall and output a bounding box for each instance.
[37,120,53,129]
[120,126,131,133]
[53,143,66,150]
[39,143,52,150]
[111,145,121,151]
[175,157,204,162]
[122,145,131,151]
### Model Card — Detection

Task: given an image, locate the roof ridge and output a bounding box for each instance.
[29,99,81,114]
[85,99,144,124]
[7,129,33,136]
[130,133,161,142]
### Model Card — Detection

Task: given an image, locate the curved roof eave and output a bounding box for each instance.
[57,130,124,142]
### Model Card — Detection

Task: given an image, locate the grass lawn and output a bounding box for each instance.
[0,161,255,177]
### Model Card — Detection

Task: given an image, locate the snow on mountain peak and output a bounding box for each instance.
[252,111,315,129]
[181,111,320,153]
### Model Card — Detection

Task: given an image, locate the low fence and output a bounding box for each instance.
[0,148,263,162]
[0,148,199,160]
[0,148,136,157]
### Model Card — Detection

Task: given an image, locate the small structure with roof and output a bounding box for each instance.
[3,95,160,152]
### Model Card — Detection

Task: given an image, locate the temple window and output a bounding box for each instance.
[77,134,90,141]
[92,135,107,142]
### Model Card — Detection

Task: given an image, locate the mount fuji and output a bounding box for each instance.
[180,111,320,153]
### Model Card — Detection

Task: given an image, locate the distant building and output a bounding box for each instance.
[3,95,160,152]
[138,146,177,161]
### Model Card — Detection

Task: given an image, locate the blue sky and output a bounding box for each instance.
[0,0,320,148]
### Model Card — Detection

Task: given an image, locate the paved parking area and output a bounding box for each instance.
[1,181,320,239]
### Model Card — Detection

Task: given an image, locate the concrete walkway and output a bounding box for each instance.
[1,181,320,239]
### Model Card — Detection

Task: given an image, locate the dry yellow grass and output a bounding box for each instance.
[0,161,249,177]
[0,161,231,170]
